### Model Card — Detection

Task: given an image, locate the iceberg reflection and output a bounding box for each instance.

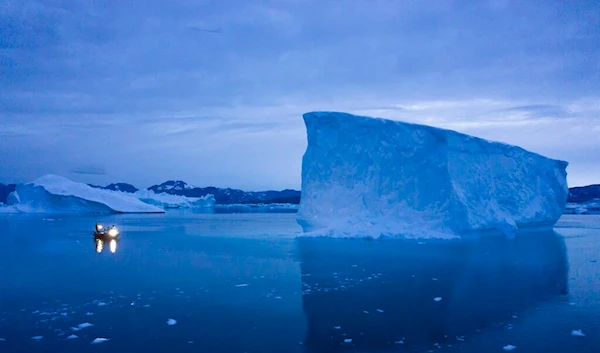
[296,231,568,352]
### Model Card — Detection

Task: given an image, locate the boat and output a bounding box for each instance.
[94,223,120,239]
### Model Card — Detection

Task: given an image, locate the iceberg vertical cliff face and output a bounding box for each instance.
[297,111,568,238]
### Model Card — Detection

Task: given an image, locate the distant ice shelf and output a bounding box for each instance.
[296,111,569,239]
[214,203,299,213]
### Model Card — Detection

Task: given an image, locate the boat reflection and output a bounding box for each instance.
[296,231,568,352]
[95,237,118,253]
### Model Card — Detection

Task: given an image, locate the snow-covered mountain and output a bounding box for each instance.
[146,180,300,204]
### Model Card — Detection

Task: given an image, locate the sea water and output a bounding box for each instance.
[0,212,598,352]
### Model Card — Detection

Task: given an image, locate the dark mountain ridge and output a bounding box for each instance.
[147,180,301,204]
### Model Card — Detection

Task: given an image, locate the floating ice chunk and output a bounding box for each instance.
[86,312,94,316]
[77,322,93,329]
[188,341,194,344]
[512,315,518,319]
[376,309,384,313]
[143,304,151,307]
[363,310,369,314]
[167,319,177,325]
[91,338,109,344]
[31,336,43,340]
[571,329,585,337]
[456,336,465,341]
[334,326,341,329]
[235,283,249,287]
[344,339,352,343]
[434,297,442,302]
[503,344,517,351]
[71,327,81,331]
[97,302,106,307]
[67,334,79,339]
[395,340,404,344]
[0,338,6,341]
[274,296,282,300]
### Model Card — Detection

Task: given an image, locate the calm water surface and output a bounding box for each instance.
[0,212,598,352]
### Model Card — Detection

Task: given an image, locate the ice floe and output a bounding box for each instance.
[91,337,109,344]
[167,318,177,325]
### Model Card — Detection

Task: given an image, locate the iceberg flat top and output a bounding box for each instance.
[297,111,569,238]
[29,174,164,213]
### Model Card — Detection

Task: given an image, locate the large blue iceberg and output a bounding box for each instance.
[296,112,569,238]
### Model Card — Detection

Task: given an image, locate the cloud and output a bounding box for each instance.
[69,167,108,176]
[0,0,598,188]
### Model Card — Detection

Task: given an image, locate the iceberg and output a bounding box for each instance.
[564,200,600,215]
[297,112,569,238]
[6,175,164,214]
[135,189,215,209]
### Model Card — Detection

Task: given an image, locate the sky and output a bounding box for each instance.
[1,0,599,190]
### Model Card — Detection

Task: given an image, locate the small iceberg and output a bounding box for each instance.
[167,318,177,325]
[91,338,109,344]
[571,329,585,337]
[503,344,517,351]
[77,322,94,329]
[67,334,79,339]
[31,336,43,340]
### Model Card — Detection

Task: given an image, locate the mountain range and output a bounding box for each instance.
[567,184,600,203]
[89,180,301,205]
[2,180,599,206]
